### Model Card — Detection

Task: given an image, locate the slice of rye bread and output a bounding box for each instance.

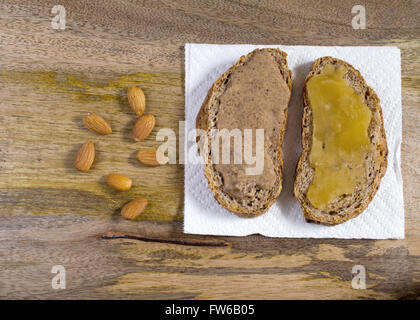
[294,57,388,225]
[196,48,292,217]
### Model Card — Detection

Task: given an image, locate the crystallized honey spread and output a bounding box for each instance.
[306,64,373,209]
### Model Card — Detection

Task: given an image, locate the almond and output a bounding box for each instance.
[83,113,112,135]
[121,198,148,220]
[127,86,146,116]
[106,173,132,191]
[137,149,168,166]
[133,114,155,141]
[74,141,95,172]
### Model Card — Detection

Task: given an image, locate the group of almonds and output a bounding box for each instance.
[74,86,167,220]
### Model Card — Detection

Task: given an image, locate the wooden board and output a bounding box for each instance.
[0,0,419,299]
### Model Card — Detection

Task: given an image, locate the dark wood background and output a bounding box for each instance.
[0,0,419,299]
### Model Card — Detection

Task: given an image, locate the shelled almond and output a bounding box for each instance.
[133,114,155,141]
[74,141,95,172]
[121,198,148,220]
[106,173,132,191]
[71,84,163,220]
[127,86,146,116]
[137,149,168,166]
[83,113,112,135]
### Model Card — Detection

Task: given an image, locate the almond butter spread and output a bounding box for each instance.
[214,50,291,199]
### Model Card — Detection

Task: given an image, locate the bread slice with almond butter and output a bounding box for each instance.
[196,48,292,217]
[294,57,388,225]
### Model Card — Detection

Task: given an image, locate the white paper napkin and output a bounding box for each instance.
[184,44,404,239]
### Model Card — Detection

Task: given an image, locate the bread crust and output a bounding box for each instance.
[294,57,388,225]
[196,48,292,217]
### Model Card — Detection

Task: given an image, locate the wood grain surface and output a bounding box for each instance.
[0,0,419,300]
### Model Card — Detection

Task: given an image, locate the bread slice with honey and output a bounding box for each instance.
[294,57,388,225]
[196,48,292,217]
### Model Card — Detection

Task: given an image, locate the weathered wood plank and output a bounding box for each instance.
[0,0,419,299]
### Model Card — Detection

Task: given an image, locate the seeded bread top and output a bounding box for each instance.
[196,48,292,217]
[294,57,388,225]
